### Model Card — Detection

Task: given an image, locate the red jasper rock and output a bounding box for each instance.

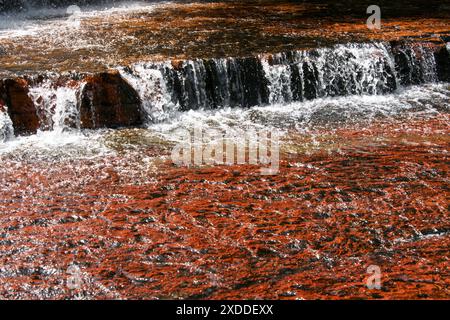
[0,78,39,135]
[80,71,143,129]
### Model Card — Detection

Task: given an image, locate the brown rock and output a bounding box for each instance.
[171,60,184,70]
[435,44,450,82]
[0,78,39,135]
[80,70,143,129]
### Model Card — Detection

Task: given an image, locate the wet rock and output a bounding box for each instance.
[0,78,39,135]
[314,211,333,219]
[286,239,308,252]
[165,56,270,110]
[139,217,156,224]
[235,57,270,107]
[80,71,143,129]
[256,247,278,257]
[278,291,297,297]
[392,44,423,86]
[203,59,232,109]
[391,42,445,86]
[290,64,303,101]
[171,60,184,70]
[302,60,320,100]
[435,44,450,82]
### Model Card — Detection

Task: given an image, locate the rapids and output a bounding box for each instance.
[1,39,449,157]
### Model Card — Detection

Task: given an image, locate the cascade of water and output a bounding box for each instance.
[1,41,444,138]
[119,55,270,122]
[119,42,442,125]
[52,85,82,131]
[28,80,83,131]
[263,43,398,103]
[261,53,293,104]
[394,44,439,85]
[119,62,177,123]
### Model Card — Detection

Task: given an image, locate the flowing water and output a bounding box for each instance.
[0,1,449,300]
[0,1,162,40]
[0,39,448,160]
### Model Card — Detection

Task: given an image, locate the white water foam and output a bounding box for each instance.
[0,83,448,159]
[0,129,111,160]
[149,83,449,139]
[28,80,83,132]
[0,1,165,38]
[261,54,293,104]
[119,62,178,123]
[0,107,14,142]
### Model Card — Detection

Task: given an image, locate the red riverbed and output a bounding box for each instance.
[0,116,448,299]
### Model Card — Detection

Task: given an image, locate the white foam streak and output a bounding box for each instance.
[0,108,14,142]
[261,55,293,104]
[0,129,112,159]
[29,81,83,131]
[119,63,178,123]
[149,83,449,139]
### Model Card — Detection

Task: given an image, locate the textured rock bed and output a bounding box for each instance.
[0,115,448,299]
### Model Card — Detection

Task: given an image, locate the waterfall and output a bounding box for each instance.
[263,42,399,100]
[116,42,443,123]
[118,62,177,123]
[118,55,270,121]
[28,80,83,132]
[394,44,439,85]
[1,41,447,136]
[261,53,293,104]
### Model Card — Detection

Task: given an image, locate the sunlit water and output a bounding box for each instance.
[0,1,166,38]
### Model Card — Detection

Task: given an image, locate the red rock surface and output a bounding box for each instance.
[0,116,448,300]
[80,71,143,129]
[0,79,39,134]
